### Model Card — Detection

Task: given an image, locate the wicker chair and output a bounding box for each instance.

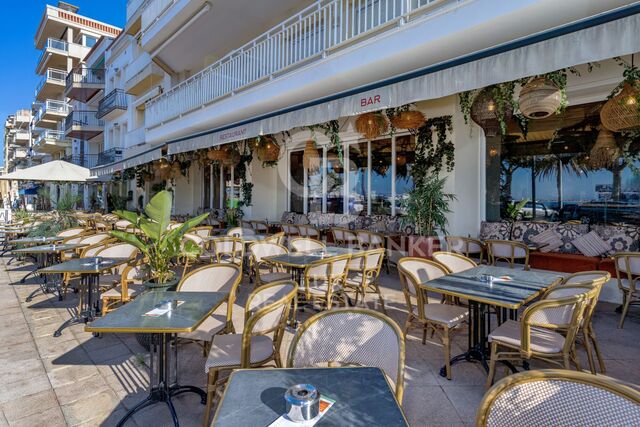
[331,227,358,248]
[56,227,87,238]
[264,232,285,245]
[240,220,254,230]
[95,243,140,289]
[397,257,469,380]
[357,230,389,273]
[211,237,244,267]
[485,240,529,270]
[344,248,386,313]
[476,369,640,427]
[445,236,484,263]
[100,262,148,315]
[181,233,215,274]
[248,242,290,287]
[289,237,325,253]
[287,308,406,402]
[298,224,320,239]
[613,252,640,329]
[114,220,132,231]
[226,227,254,238]
[250,220,269,234]
[485,287,595,388]
[432,251,477,273]
[302,253,351,310]
[202,281,297,425]
[191,226,214,238]
[177,264,242,354]
[281,224,299,238]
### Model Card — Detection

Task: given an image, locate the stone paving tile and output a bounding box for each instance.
[0,375,52,405]
[60,390,122,426]
[7,406,66,427]
[0,389,59,425]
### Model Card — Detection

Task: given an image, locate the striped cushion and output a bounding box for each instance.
[571,231,610,257]
[530,229,563,253]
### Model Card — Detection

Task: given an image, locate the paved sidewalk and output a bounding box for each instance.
[1,256,639,426]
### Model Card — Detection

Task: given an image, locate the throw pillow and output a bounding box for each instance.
[571,231,610,257]
[530,229,563,253]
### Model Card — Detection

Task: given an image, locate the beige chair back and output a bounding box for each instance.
[614,252,640,292]
[298,225,320,239]
[356,230,385,249]
[212,236,244,266]
[290,237,325,253]
[79,233,111,246]
[114,220,132,231]
[251,221,269,234]
[250,242,288,264]
[446,236,483,257]
[287,308,405,402]
[57,227,86,238]
[432,251,477,273]
[264,232,285,245]
[486,240,529,269]
[191,226,213,238]
[282,224,299,236]
[398,257,448,319]
[227,227,254,237]
[177,264,241,294]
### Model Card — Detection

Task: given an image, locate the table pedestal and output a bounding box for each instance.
[26,253,63,302]
[116,333,206,427]
[439,302,520,378]
[54,272,100,337]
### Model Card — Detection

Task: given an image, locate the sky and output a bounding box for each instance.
[0,0,125,166]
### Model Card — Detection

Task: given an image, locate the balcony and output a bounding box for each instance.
[33,100,71,129]
[64,111,104,140]
[33,130,70,154]
[12,131,30,146]
[65,67,105,102]
[36,37,90,75]
[144,0,447,128]
[97,89,128,120]
[126,0,148,34]
[35,68,66,102]
[62,148,124,169]
[125,57,164,96]
[15,109,31,125]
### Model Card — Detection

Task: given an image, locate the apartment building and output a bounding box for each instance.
[2,110,33,203]
[32,2,120,163]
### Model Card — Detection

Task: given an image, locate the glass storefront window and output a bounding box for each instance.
[326,147,344,213]
[486,102,640,225]
[308,148,323,213]
[394,135,416,216]
[370,138,392,215]
[348,142,368,215]
[290,151,304,213]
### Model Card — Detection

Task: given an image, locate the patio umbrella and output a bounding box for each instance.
[0,160,90,183]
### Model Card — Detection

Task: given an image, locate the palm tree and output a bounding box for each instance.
[535,153,591,214]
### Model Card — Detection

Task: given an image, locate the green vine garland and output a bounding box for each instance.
[308,120,343,163]
[385,103,412,136]
[412,116,454,186]
[235,141,254,207]
[609,57,640,114]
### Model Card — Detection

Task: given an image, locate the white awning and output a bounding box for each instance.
[168,10,640,155]
[0,160,90,182]
[91,146,164,176]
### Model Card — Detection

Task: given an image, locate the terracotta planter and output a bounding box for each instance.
[408,235,441,259]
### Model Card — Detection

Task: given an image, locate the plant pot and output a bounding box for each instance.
[407,235,441,259]
[135,277,180,350]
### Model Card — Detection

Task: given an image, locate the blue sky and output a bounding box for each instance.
[0,1,125,166]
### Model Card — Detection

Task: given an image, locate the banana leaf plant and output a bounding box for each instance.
[110,190,208,283]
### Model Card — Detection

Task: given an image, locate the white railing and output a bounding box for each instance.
[45,37,69,52]
[35,130,66,146]
[145,0,455,128]
[35,68,67,96]
[141,0,176,33]
[126,126,146,147]
[127,0,150,20]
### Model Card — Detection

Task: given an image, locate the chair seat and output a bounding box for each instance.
[618,279,638,293]
[99,274,121,287]
[307,280,343,296]
[489,320,565,354]
[179,312,227,341]
[101,283,146,298]
[424,304,469,327]
[345,272,371,288]
[259,272,291,284]
[205,334,273,370]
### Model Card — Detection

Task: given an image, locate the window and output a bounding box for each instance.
[347,142,368,215]
[326,147,344,213]
[370,138,392,215]
[84,35,97,48]
[307,148,323,213]
[486,102,640,224]
[203,164,211,209]
[290,151,304,213]
[394,135,416,215]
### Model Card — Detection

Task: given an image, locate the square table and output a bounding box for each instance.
[39,257,132,337]
[420,265,565,377]
[12,243,88,299]
[212,367,408,426]
[86,291,227,427]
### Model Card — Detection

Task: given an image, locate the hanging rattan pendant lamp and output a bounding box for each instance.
[600,83,640,131]
[470,89,513,137]
[355,112,389,139]
[519,77,563,119]
[589,128,620,169]
[256,136,280,163]
[303,140,321,173]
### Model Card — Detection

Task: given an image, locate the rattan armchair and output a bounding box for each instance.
[344,248,386,313]
[613,252,640,329]
[190,225,214,238]
[357,230,389,273]
[398,257,469,379]
[226,227,254,237]
[287,308,406,403]
[202,281,297,426]
[432,251,477,273]
[248,242,290,287]
[177,264,242,354]
[485,287,595,388]
[445,236,484,263]
[476,369,640,427]
[264,232,285,245]
[100,261,148,315]
[250,220,269,234]
[302,253,351,310]
[281,224,299,238]
[211,237,244,268]
[289,237,325,252]
[331,227,358,247]
[297,224,321,239]
[485,240,529,270]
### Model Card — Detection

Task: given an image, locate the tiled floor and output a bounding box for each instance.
[1,256,639,426]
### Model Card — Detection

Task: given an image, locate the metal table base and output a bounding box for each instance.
[54,273,100,337]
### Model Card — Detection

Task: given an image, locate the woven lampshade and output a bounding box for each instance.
[303,140,321,172]
[600,83,640,131]
[470,89,513,137]
[389,110,425,129]
[356,112,389,139]
[221,146,241,167]
[207,147,226,161]
[256,136,280,163]
[589,128,620,169]
[519,77,563,119]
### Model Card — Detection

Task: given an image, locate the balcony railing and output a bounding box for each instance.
[145,0,451,128]
[63,148,123,168]
[38,38,69,67]
[97,89,129,118]
[34,100,71,123]
[36,68,66,95]
[141,0,175,34]
[98,147,123,165]
[34,130,66,145]
[65,111,104,131]
[66,67,105,88]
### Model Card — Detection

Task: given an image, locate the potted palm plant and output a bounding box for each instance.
[402,175,456,259]
[110,190,208,290]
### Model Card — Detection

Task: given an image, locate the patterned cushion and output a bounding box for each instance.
[530,229,564,253]
[554,223,589,254]
[511,221,557,245]
[293,213,310,225]
[479,221,511,240]
[366,215,392,232]
[592,225,640,255]
[571,231,611,257]
[348,215,366,230]
[281,211,297,224]
[334,214,357,227]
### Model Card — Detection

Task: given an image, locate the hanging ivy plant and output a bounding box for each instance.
[308,120,343,164]
[123,168,136,181]
[608,57,640,104]
[412,116,454,187]
[235,141,254,207]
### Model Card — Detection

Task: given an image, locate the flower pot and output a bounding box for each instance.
[407,235,441,259]
[135,277,180,350]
